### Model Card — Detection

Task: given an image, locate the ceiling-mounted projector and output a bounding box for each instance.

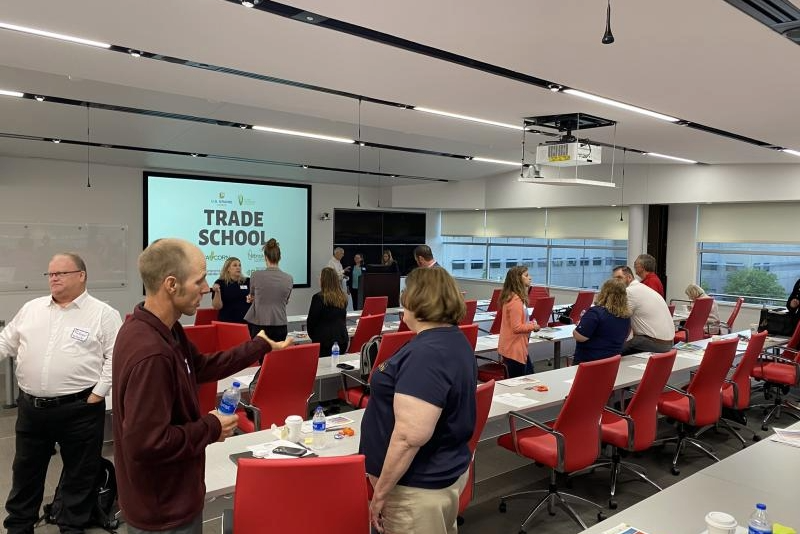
[536,142,602,167]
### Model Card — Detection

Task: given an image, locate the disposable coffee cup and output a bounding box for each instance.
[705,511,737,534]
[285,415,303,442]
[750,323,759,334]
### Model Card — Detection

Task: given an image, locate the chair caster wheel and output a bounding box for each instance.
[671,466,680,476]
[753,434,761,441]
[609,500,618,510]
[598,512,607,522]
[761,425,769,432]
[499,501,507,513]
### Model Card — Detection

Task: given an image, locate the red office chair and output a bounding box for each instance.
[527,285,550,307]
[194,307,219,325]
[458,380,496,525]
[572,350,676,509]
[497,356,621,531]
[184,325,220,413]
[212,321,252,349]
[459,299,478,326]
[338,330,415,408]
[718,297,744,335]
[488,306,503,335]
[674,297,714,342]
[397,316,411,332]
[349,314,386,354]
[361,296,388,317]
[237,343,319,432]
[531,296,555,327]
[751,320,800,430]
[696,330,767,447]
[477,305,506,381]
[459,323,479,351]
[552,291,595,326]
[487,288,502,312]
[224,456,369,534]
[655,337,738,474]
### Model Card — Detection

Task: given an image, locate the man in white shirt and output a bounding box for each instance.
[0,253,122,534]
[612,265,675,355]
[327,247,350,292]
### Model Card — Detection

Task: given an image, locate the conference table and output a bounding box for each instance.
[206,331,786,500]
[286,306,403,326]
[579,421,800,534]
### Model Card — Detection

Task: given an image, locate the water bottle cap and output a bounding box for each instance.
[315,405,323,412]
[232,381,241,388]
[756,503,766,510]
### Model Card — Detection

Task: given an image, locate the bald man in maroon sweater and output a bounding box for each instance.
[113,239,291,533]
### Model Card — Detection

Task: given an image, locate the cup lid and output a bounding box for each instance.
[285,415,304,423]
[706,511,737,529]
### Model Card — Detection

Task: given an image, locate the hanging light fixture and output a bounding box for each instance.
[86,104,91,188]
[602,0,615,44]
[356,98,362,207]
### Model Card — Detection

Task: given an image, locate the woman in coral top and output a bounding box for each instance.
[497,266,541,377]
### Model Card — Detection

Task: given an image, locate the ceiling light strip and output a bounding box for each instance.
[0,131,448,183]
[413,107,522,130]
[252,125,354,143]
[0,21,111,48]
[562,89,679,122]
[782,148,800,157]
[0,88,24,98]
[471,157,521,166]
[645,152,698,164]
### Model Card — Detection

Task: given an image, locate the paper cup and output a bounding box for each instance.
[705,511,737,534]
[750,323,759,334]
[285,415,303,442]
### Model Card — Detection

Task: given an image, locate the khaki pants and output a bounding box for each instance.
[379,471,468,534]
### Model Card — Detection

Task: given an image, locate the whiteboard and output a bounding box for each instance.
[0,222,128,292]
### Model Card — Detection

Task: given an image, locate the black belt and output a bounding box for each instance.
[21,386,94,409]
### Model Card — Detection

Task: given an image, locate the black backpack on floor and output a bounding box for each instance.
[40,456,120,533]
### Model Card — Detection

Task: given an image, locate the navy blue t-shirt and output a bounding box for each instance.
[572,305,630,363]
[212,278,251,324]
[359,325,477,489]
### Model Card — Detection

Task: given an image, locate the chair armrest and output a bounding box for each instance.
[340,372,368,391]
[676,325,688,339]
[222,509,233,534]
[719,321,731,335]
[239,401,261,432]
[603,405,626,417]
[475,354,501,364]
[507,410,566,471]
[603,406,635,449]
[723,378,739,408]
[663,384,696,425]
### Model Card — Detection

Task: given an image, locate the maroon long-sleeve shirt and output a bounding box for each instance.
[112,304,269,530]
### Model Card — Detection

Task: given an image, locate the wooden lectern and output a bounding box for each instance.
[360,271,401,308]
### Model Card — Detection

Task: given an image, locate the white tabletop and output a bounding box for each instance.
[205,409,365,499]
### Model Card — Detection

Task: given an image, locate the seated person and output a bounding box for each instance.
[572,278,631,364]
[684,283,720,335]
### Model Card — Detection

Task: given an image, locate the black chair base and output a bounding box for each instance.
[752,394,800,431]
[499,471,605,532]
[695,418,760,449]
[653,424,719,475]
[569,450,662,509]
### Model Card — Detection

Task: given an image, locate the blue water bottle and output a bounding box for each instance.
[331,341,340,368]
[748,503,771,534]
[312,405,326,449]
[218,381,241,415]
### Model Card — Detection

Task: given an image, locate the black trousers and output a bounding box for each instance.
[4,391,105,534]
[247,324,287,344]
[351,286,360,310]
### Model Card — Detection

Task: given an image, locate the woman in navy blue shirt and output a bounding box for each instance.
[572,278,631,364]
[210,257,250,323]
[360,267,476,534]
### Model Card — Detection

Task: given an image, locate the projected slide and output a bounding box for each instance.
[144,173,310,287]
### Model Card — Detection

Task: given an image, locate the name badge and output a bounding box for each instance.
[70,328,90,342]
[240,285,248,290]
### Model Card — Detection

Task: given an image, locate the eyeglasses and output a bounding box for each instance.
[43,270,83,278]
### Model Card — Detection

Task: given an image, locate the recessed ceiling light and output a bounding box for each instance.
[0,89,24,98]
[306,16,315,21]
[34,95,45,102]
[548,84,562,92]
[413,106,522,130]
[359,142,365,147]
[252,125,354,144]
[472,156,520,166]
[563,89,679,122]
[0,21,111,48]
[128,49,142,58]
[302,164,309,169]
[782,148,800,158]
[645,152,697,164]
[190,153,199,157]
[241,0,261,7]
[238,124,249,129]
[51,139,61,143]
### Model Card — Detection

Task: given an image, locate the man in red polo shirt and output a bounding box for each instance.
[634,254,665,298]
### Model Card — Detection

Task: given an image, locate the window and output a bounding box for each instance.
[697,242,800,304]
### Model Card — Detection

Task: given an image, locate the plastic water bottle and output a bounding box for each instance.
[218,381,241,415]
[331,341,340,368]
[748,503,771,534]
[312,405,326,449]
